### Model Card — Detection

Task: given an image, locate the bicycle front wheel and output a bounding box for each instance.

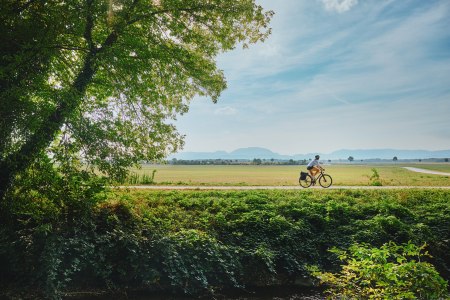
[319,174,332,188]
[299,174,313,188]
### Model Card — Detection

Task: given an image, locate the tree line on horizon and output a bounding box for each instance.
[169,158,309,165]
[165,157,449,165]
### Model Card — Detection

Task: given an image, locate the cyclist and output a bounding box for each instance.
[307,155,322,182]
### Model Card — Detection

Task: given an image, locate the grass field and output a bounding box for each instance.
[127,163,450,186]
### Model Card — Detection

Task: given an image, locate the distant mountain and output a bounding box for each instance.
[169,147,450,160]
[228,147,292,160]
[326,149,450,160]
[170,147,289,160]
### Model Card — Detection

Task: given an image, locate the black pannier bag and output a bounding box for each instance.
[300,172,308,180]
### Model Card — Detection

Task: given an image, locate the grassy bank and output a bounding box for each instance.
[1,189,449,298]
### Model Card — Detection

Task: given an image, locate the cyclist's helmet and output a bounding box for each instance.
[315,155,320,159]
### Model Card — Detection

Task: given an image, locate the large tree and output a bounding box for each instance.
[0,0,272,200]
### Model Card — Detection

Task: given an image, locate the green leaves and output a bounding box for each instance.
[2,189,449,298]
[318,242,449,299]
[157,229,242,294]
[1,0,273,199]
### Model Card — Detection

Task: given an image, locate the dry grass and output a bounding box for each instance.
[128,163,450,186]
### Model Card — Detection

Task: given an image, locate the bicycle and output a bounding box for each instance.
[299,168,333,188]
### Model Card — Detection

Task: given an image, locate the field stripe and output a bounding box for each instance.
[403,167,450,176]
[118,185,450,190]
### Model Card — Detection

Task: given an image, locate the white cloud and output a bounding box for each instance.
[176,1,450,154]
[320,0,358,13]
[214,106,238,116]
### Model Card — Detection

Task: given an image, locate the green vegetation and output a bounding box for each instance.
[124,170,158,185]
[369,168,383,186]
[1,189,449,298]
[0,0,272,201]
[5,1,449,299]
[315,242,448,299]
[0,3,274,296]
[127,164,450,186]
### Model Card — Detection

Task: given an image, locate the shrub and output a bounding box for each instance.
[369,168,382,186]
[1,189,450,298]
[315,242,449,299]
[122,170,157,185]
[155,229,242,295]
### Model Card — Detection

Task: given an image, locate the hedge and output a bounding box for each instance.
[0,189,449,298]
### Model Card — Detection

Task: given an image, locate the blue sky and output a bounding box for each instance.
[175,0,450,155]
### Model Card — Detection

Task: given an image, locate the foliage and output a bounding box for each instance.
[169,158,309,165]
[0,0,273,199]
[122,170,158,185]
[0,154,107,298]
[156,229,242,295]
[1,189,450,298]
[315,242,448,299]
[369,168,382,186]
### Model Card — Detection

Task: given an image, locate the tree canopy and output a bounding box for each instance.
[0,0,273,199]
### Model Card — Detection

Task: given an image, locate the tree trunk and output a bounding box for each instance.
[0,0,126,203]
[0,55,95,202]
[0,163,12,203]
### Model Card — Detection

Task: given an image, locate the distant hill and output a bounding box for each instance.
[170,147,450,161]
[326,149,450,160]
[170,147,289,160]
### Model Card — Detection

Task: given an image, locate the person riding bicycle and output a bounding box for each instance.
[307,155,322,181]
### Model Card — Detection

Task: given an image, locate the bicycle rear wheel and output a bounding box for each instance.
[319,174,332,188]
[299,174,313,188]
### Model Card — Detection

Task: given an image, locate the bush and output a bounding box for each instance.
[0,156,107,299]
[369,168,382,186]
[1,189,450,298]
[155,229,242,295]
[122,170,157,185]
[315,242,449,299]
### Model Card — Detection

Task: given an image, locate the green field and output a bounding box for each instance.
[128,163,450,186]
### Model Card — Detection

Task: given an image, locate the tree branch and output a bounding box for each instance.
[50,45,90,52]
[127,4,219,26]
[13,0,40,13]
[84,0,95,51]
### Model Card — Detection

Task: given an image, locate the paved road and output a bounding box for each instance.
[121,185,450,190]
[403,167,450,176]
